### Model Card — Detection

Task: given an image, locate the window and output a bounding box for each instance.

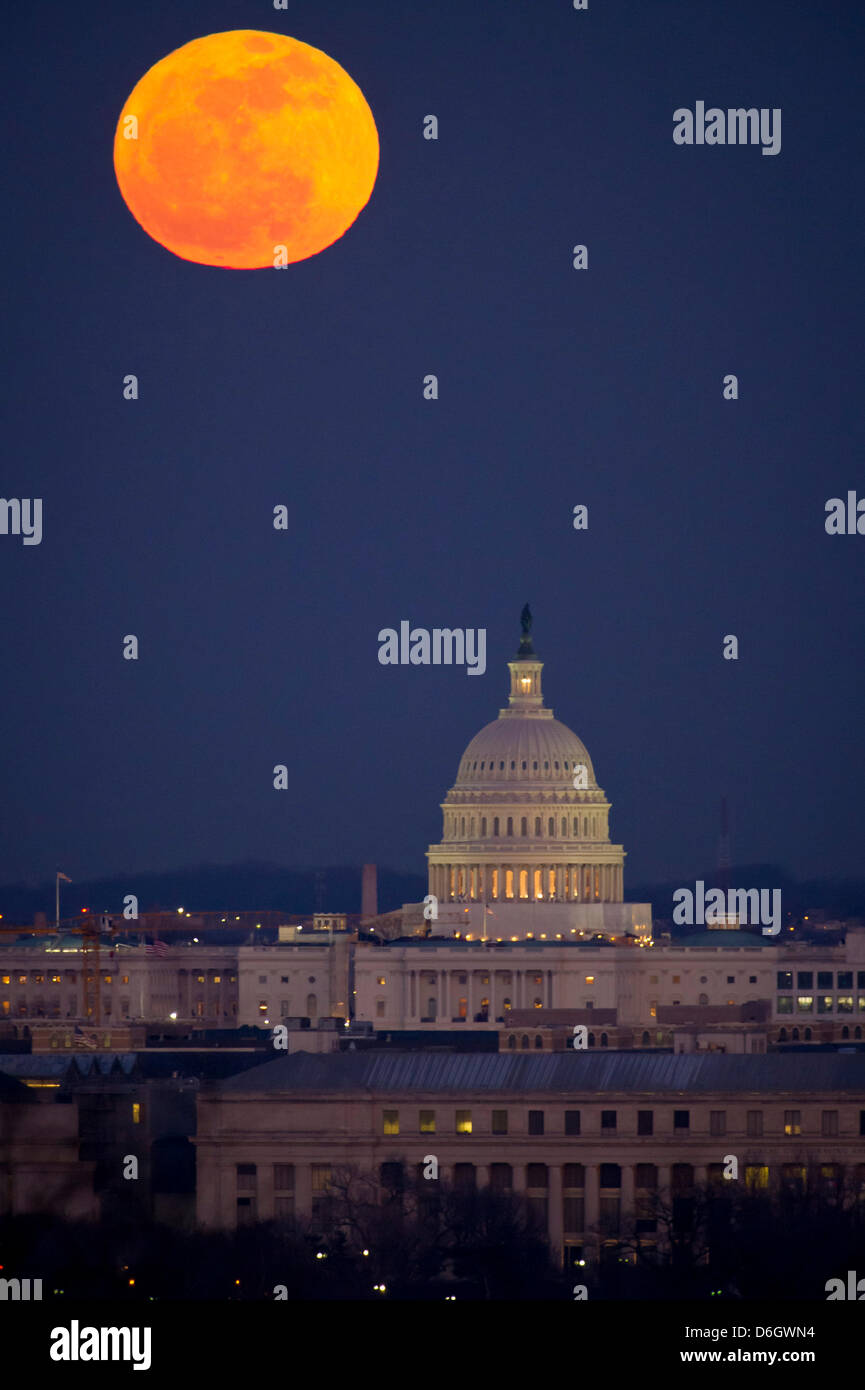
[453,1163,476,1190]
[492,1109,508,1135]
[376,1000,385,1018]
[822,1110,839,1137]
[777,971,792,989]
[311,1164,331,1192]
[838,996,854,1013]
[797,972,812,989]
[601,1110,616,1130]
[777,996,793,1013]
[674,1110,689,1130]
[236,1197,256,1224]
[817,972,833,990]
[746,1110,763,1137]
[456,1109,472,1134]
[796,996,813,1013]
[710,1111,726,1137]
[381,1161,405,1192]
[565,1110,580,1136]
[376,976,386,986]
[839,972,853,989]
[490,1163,512,1190]
[637,1110,653,1136]
[528,1110,544,1135]
[274,1165,294,1190]
[563,1197,585,1232]
[635,1164,657,1188]
[236,1164,257,1191]
[784,1109,801,1136]
[419,1110,435,1133]
[745,1165,769,1191]
[726,976,735,985]
[383,1109,399,1136]
[749,975,757,984]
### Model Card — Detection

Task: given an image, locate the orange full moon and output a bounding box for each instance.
[113,30,379,268]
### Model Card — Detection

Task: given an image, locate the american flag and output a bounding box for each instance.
[73,1025,98,1049]
[145,939,168,958]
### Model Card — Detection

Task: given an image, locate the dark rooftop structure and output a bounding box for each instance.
[217,1050,865,1094]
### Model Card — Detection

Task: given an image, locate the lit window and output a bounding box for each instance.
[584,976,594,984]
[796,996,814,1013]
[213,975,221,983]
[745,1165,769,1191]
[456,1109,472,1134]
[132,1102,141,1124]
[784,1109,801,1136]
[376,976,386,986]
[419,1110,435,1133]
[383,1110,399,1136]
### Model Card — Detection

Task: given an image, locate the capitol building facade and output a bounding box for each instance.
[425,616,651,942]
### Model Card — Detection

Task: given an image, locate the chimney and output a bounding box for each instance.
[361,864,378,917]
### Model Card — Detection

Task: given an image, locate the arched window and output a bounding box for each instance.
[573,818,579,835]
[600,1032,608,1047]
[792,1028,799,1040]
[521,1034,529,1049]
[521,817,527,836]
[804,1027,812,1040]
[506,816,513,836]
[470,817,475,837]
[535,816,542,836]
[842,1026,850,1039]
[856,1027,863,1040]
[641,1031,650,1046]
[460,816,465,836]
[588,1032,595,1048]
[548,817,555,836]
[561,817,567,836]
[534,1034,543,1049]
[698,993,708,1006]
[481,817,487,836]
[493,817,499,837]
[507,1034,516,1049]
[306,993,317,1019]
[779,1028,787,1040]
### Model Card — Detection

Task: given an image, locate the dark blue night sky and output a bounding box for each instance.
[3,0,863,891]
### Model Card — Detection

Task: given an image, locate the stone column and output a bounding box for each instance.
[548,1163,564,1264]
[620,1162,635,1231]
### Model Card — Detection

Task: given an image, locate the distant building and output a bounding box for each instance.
[195,1050,865,1267]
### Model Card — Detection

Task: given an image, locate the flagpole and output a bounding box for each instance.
[55,872,71,929]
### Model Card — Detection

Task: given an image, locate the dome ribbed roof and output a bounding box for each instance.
[455,717,597,790]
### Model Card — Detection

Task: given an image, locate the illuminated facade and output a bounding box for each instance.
[426,620,651,940]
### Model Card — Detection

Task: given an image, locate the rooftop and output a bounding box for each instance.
[216,1049,865,1095]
